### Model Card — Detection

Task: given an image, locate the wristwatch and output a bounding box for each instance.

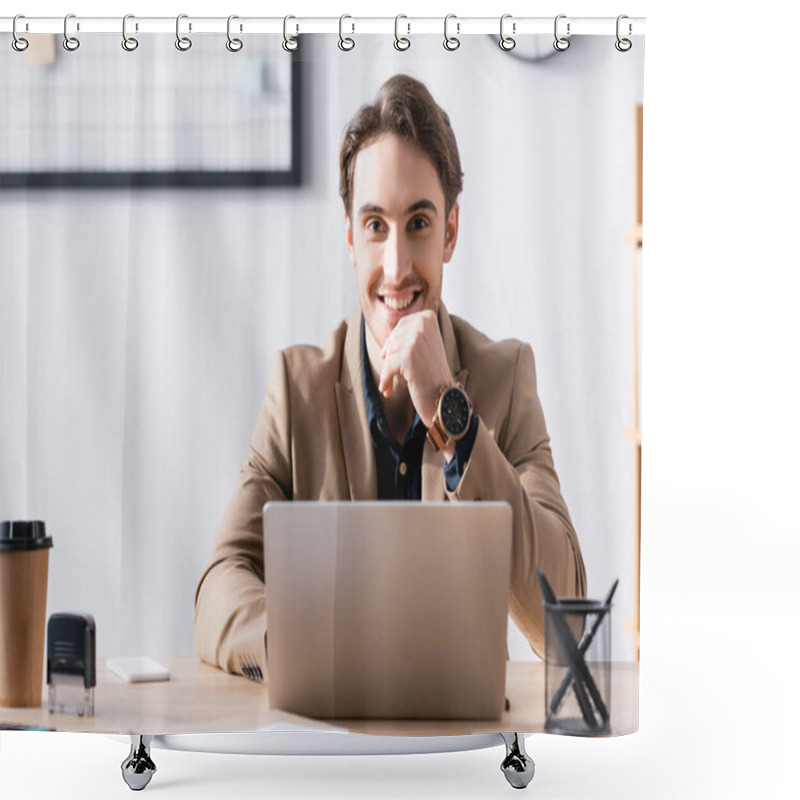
[427,384,473,452]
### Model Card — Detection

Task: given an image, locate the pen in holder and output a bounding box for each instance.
[537,571,616,736]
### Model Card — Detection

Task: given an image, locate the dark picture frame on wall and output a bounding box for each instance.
[0,42,301,189]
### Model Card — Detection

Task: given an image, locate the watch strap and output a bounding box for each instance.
[427,416,449,451]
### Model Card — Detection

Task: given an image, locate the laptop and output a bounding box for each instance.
[263,501,512,720]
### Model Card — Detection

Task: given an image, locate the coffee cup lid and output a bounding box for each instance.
[0,520,53,552]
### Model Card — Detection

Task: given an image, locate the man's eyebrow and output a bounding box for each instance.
[406,199,438,216]
[356,199,439,217]
[357,203,385,216]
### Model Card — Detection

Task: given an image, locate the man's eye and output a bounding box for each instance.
[409,216,429,231]
[366,219,383,234]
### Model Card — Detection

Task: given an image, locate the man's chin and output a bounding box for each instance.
[362,315,389,352]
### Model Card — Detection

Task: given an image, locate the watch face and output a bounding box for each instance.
[440,386,471,438]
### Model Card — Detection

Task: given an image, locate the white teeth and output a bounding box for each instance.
[383,294,414,311]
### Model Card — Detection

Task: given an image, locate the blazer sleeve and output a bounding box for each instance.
[446,342,586,657]
[193,351,293,679]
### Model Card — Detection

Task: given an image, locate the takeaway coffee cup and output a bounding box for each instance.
[0,520,53,707]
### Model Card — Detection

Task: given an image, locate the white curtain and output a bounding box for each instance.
[0,33,644,660]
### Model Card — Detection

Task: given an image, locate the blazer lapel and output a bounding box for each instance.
[335,309,378,500]
[422,304,469,501]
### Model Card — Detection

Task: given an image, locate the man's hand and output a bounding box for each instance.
[378,310,454,428]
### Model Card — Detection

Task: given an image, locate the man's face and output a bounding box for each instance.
[346,133,459,351]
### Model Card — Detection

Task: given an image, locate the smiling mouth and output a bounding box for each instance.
[379,290,421,311]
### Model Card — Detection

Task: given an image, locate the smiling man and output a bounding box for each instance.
[194,75,586,681]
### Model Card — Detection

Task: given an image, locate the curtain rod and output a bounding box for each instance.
[0,16,646,37]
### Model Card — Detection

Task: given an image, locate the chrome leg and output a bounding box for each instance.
[121,735,157,791]
[500,732,535,789]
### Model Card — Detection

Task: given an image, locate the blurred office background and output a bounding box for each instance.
[0,33,644,661]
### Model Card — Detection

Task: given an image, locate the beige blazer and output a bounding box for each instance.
[194,304,586,679]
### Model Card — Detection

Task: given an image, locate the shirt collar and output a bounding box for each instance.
[361,318,387,444]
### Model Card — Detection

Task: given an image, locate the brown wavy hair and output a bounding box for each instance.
[339,74,464,219]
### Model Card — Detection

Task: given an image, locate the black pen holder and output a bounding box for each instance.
[544,598,611,736]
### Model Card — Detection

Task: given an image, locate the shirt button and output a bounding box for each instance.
[398,462,407,476]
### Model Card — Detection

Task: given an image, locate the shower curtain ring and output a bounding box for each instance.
[63,14,80,51]
[121,14,138,51]
[175,14,192,51]
[615,15,632,51]
[226,15,243,52]
[283,15,299,51]
[499,14,516,51]
[12,15,29,52]
[394,15,410,51]
[443,14,460,51]
[338,14,355,51]
[553,14,570,51]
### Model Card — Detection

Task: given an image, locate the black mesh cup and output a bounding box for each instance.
[544,597,611,735]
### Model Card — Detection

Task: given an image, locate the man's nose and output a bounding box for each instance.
[382,227,411,283]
